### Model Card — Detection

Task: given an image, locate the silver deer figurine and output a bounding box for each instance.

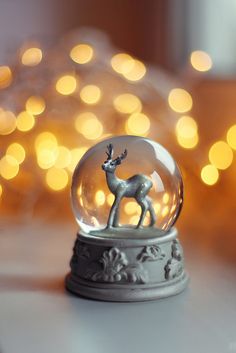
[102,144,156,229]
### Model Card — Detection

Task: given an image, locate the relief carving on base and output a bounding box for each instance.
[137,245,165,262]
[164,239,184,280]
[70,239,90,269]
[85,247,149,284]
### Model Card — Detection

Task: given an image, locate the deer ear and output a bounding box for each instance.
[123,149,128,158]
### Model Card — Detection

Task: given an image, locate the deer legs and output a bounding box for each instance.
[107,195,156,229]
[106,184,157,229]
[146,196,156,226]
[107,196,121,228]
[136,199,148,228]
[113,207,120,227]
[136,196,156,229]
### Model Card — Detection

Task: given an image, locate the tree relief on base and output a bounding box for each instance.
[164,240,184,280]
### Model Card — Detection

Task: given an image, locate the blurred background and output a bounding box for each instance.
[0,0,235,262]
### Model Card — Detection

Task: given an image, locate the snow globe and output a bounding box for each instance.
[65,135,188,301]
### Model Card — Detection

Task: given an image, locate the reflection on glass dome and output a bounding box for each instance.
[71,135,183,235]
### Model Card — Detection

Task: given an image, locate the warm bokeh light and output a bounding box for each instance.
[154,203,161,214]
[6,143,25,164]
[77,184,82,197]
[176,115,199,149]
[79,196,84,208]
[21,47,42,66]
[106,193,114,206]
[113,93,142,114]
[70,44,94,64]
[80,85,101,105]
[0,155,19,180]
[46,168,69,191]
[176,116,198,138]
[111,53,134,74]
[129,214,149,226]
[227,124,236,150]
[37,149,58,169]
[16,111,35,131]
[25,96,45,115]
[168,88,193,113]
[0,110,16,135]
[209,141,233,170]
[129,215,141,225]
[35,132,58,169]
[111,53,146,80]
[54,146,71,169]
[0,184,2,198]
[56,75,77,95]
[162,193,170,204]
[0,66,12,89]
[161,206,169,218]
[75,112,103,139]
[124,201,139,215]
[177,134,199,149]
[125,112,150,135]
[35,131,58,151]
[123,59,146,81]
[190,50,212,72]
[201,164,219,185]
[67,147,88,172]
[95,190,106,206]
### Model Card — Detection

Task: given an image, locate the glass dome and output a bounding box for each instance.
[71,135,183,234]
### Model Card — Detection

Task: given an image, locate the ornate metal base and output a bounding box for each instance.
[65,227,189,302]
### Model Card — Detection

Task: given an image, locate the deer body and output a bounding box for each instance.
[102,144,156,229]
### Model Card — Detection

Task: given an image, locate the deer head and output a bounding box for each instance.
[102,144,127,173]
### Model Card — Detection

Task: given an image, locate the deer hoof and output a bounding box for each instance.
[136,225,143,230]
[105,225,113,230]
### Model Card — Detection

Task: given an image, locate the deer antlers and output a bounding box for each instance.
[113,149,127,165]
[106,144,114,160]
[106,144,127,164]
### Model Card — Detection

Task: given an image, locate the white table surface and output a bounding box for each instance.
[0,220,235,353]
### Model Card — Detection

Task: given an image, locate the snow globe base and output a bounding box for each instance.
[65,227,189,302]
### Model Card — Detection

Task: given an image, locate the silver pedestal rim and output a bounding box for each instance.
[65,271,189,302]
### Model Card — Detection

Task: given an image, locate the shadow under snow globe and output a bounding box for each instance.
[65,135,189,301]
